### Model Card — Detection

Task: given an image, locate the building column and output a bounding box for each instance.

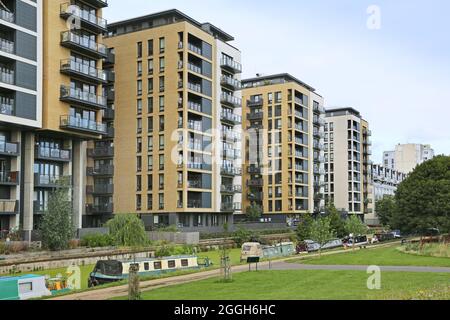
[72,140,87,230]
[22,132,35,241]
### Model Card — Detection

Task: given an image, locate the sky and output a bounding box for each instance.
[104,0,450,164]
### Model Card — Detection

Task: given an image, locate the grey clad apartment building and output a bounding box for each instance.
[0,0,42,234]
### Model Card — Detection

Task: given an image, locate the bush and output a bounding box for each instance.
[0,242,29,255]
[81,233,114,248]
[106,214,149,247]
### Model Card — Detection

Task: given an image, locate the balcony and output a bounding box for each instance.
[0,141,20,157]
[60,3,107,34]
[86,184,114,195]
[0,171,19,186]
[60,85,107,110]
[221,111,242,125]
[220,58,242,74]
[0,94,14,115]
[0,67,14,85]
[247,179,263,187]
[78,0,108,8]
[35,146,71,162]
[105,70,115,83]
[60,115,107,135]
[86,203,114,215]
[87,165,114,176]
[104,127,115,139]
[0,8,14,24]
[103,49,115,67]
[220,75,241,91]
[186,163,212,171]
[88,146,114,157]
[60,59,106,84]
[221,92,241,108]
[34,174,71,188]
[221,166,241,176]
[248,166,262,174]
[188,43,203,56]
[60,31,107,59]
[0,37,14,55]
[102,108,115,120]
[0,200,17,214]
[247,112,263,121]
[313,104,326,114]
[313,117,326,126]
[221,202,235,212]
[247,98,263,108]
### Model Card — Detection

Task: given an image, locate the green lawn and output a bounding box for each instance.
[113,270,450,300]
[289,246,450,267]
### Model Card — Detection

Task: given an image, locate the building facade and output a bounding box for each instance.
[103,10,242,232]
[383,143,435,174]
[324,108,374,219]
[0,0,110,239]
[241,74,326,219]
[366,164,407,225]
[0,0,43,234]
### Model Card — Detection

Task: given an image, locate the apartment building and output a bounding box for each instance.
[103,9,243,232]
[366,164,407,225]
[324,108,374,219]
[0,0,42,234]
[241,74,326,219]
[0,0,110,239]
[383,143,435,174]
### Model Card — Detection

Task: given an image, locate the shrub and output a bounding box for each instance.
[106,214,149,247]
[81,233,115,248]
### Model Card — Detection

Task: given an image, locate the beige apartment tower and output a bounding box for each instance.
[324,108,374,218]
[103,10,243,232]
[241,74,326,219]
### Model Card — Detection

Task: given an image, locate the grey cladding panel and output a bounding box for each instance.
[15,92,37,121]
[15,62,37,91]
[15,1,37,32]
[15,31,37,61]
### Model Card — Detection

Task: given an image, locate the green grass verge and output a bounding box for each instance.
[288,246,450,267]
[112,270,450,300]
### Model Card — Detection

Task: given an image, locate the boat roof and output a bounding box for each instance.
[0,274,43,282]
[119,255,197,263]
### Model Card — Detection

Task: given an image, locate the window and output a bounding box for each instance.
[159,57,165,72]
[159,96,165,112]
[181,259,189,267]
[148,78,153,93]
[275,92,282,103]
[137,156,142,172]
[148,39,153,56]
[159,174,164,190]
[159,76,165,92]
[144,263,149,271]
[137,80,142,95]
[137,61,142,76]
[168,260,176,268]
[148,155,153,171]
[136,195,142,210]
[148,97,154,113]
[19,282,33,294]
[159,154,165,170]
[137,175,142,191]
[137,118,142,134]
[148,117,153,133]
[159,193,164,209]
[154,261,162,270]
[137,99,142,115]
[148,174,153,190]
[159,37,165,53]
[147,194,153,210]
[159,116,164,131]
[159,135,165,150]
[137,42,142,58]
[148,59,154,74]
[148,139,154,153]
[137,137,142,153]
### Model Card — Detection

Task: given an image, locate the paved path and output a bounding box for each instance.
[260,261,450,273]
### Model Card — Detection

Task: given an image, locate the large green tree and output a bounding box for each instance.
[39,179,74,251]
[326,204,346,238]
[296,212,314,241]
[375,196,396,227]
[393,156,450,234]
[309,216,336,257]
[245,204,263,222]
[106,214,149,247]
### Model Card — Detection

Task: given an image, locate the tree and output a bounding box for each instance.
[375,196,396,226]
[326,204,346,238]
[309,216,335,257]
[245,204,262,222]
[39,179,74,251]
[392,156,450,234]
[106,214,149,247]
[296,212,314,241]
[345,215,368,251]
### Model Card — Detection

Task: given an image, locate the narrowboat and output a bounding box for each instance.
[0,275,51,300]
[88,255,209,287]
[240,242,296,262]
